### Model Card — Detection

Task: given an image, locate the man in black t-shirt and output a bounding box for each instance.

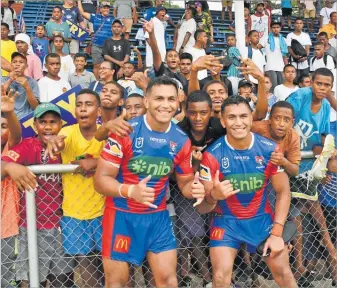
[102,19,131,80]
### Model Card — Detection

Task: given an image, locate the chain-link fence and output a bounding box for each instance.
[1,155,336,288]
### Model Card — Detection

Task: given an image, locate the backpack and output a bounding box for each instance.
[290,39,307,62]
[247,45,264,59]
[311,53,337,68]
[1,7,15,19]
[221,48,232,69]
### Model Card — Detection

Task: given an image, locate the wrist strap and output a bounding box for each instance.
[118,184,129,198]
[271,222,284,237]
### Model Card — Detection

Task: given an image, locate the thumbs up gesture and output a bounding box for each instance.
[191,172,205,207]
[105,108,134,137]
[270,146,286,166]
[211,170,240,201]
[130,175,158,209]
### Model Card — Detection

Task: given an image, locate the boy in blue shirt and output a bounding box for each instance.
[32,24,51,65]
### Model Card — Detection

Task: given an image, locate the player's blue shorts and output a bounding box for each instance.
[210,213,273,253]
[61,216,102,255]
[102,208,176,266]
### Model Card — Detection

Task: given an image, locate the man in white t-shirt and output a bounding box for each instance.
[248,1,270,45]
[242,30,266,85]
[320,0,334,27]
[144,6,166,67]
[287,18,312,77]
[185,29,208,80]
[274,64,299,102]
[174,7,197,54]
[43,35,75,82]
[263,21,289,92]
[39,53,71,102]
[1,0,18,40]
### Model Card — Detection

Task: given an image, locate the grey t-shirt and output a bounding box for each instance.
[113,0,135,19]
[2,76,40,120]
[326,45,337,63]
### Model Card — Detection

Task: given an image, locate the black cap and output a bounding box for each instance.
[156,5,167,14]
[238,79,253,89]
[112,19,123,26]
[11,52,27,61]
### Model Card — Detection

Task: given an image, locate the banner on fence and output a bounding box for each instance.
[20,85,82,138]
[66,19,89,41]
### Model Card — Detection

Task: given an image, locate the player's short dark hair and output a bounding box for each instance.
[314,42,324,47]
[102,61,114,70]
[76,89,101,106]
[186,90,212,110]
[203,80,228,93]
[180,52,193,62]
[45,53,60,64]
[102,81,124,99]
[312,68,334,84]
[283,64,296,72]
[264,73,272,82]
[226,33,236,39]
[146,76,178,95]
[270,101,294,118]
[74,53,87,61]
[295,17,303,23]
[297,74,310,84]
[248,30,259,37]
[52,34,65,42]
[1,22,9,30]
[317,31,328,38]
[194,29,206,41]
[35,24,45,30]
[166,49,179,57]
[53,5,62,12]
[221,95,252,113]
[330,11,337,18]
[123,61,135,67]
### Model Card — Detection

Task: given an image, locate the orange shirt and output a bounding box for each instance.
[251,121,301,165]
[1,143,19,239]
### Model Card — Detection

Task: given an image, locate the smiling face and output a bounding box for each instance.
[144,84,179,125]
[75,93,100,129]
[221,103,253,140]
[34,112,62,146]
[187,101,212,133]
[269,107,293,140]
[99,61,114,81]
[74,56,87,71]
[206,83,228,114]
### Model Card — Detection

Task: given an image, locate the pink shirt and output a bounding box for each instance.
[25,53,43,81]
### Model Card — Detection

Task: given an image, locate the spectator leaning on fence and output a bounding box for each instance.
[1,22,16,77]
[2,52,39,120]
[62,0,86,56]
[77,0,114,79]
[1,103,75,288]
[1,88,21,288]
[15,33,43,81]
[38,53,71,103]
[45,6,72,55]
[113,0,137,41]
[45,89,106,287]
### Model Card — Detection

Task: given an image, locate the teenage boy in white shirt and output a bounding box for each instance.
[274,64,299,102]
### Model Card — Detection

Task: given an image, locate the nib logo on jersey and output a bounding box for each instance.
[228,174,265,193]
[128,156,173,179]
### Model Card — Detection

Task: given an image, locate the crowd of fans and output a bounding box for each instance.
[1,0,337,287]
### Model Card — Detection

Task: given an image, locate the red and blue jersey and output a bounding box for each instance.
[200,133,281,220]
[101,115,193,213]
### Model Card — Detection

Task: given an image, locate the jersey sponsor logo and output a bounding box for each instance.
[210,227,225,240]
[128,156,173,179]
[261,140,273,146]
[222,157,229,169]
[199,164,211,181]
[234,155,250,160]
[5,150,19,162]
[149,137,167,144]
[135,137,144,148]
[228,174,264,193]
[170,141,177,153]
[113,235,131,253]
[105,138,123,158]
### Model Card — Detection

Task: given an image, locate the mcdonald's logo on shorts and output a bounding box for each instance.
[113,235,131,253]
[210,227,225,240]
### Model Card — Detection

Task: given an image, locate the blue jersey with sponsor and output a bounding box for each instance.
[200,133,279,220]
[89,14,114,47]
[286,87,330,173]
[100,115,193,213]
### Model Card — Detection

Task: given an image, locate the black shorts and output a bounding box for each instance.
[282,8,292,16]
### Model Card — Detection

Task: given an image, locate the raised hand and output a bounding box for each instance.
[191,172,205,207]
[105,109,134,137]
[237,58,264,80]
[211,170,240,200]
[191,55,224,74]
[128,71,150,91]
[44,135,66,160]
[1,88,19,114]
[270,146,287,166]
[140,18,154,33]
[129,175,157,209]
